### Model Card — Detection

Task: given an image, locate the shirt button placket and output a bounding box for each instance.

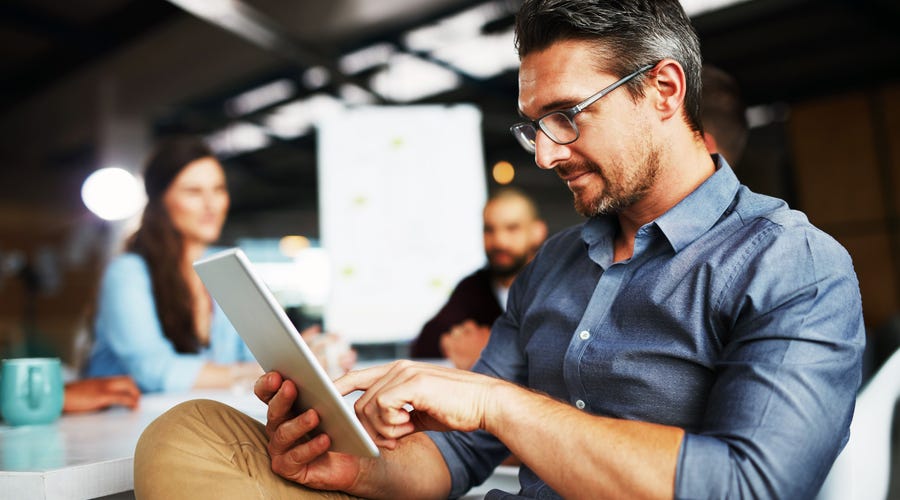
[574,330,591,411]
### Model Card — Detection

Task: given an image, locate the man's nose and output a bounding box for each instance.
[533,132,570,170]
[492,231,514,249]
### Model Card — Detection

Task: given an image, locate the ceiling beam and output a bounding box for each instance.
[164,0,385,102]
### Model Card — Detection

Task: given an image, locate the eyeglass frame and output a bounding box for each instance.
[509,63,657,154]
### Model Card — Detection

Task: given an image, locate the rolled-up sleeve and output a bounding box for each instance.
[427,333,523,498]
[676,225,866,498]
[426,263,534,498]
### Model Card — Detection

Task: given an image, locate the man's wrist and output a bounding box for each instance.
[482,379,519,437]
[347,455,386,498]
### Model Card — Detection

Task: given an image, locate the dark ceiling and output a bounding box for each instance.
[0,0,181,114]
[2,0,900,228]
[695,0,900,105]
[4,0,899,111]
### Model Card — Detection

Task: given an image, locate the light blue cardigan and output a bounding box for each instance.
[86,252,254,392]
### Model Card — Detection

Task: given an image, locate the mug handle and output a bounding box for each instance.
[28,366,44,409]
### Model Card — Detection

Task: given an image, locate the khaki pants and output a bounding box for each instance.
[134,399,362,500]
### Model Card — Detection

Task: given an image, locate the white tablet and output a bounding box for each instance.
[193,248,379,458]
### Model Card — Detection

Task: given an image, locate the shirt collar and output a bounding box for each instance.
[582,213,617,267]
[581,155,739,259]
[656,155,739,252]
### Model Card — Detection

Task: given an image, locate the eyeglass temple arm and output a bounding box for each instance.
[572,64,655,114]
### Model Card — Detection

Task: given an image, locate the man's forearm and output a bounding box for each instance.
[486,383,683,500]
[351,433,452,499]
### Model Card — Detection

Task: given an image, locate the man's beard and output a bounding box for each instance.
[559,147,661,218]
[487,250,531,279]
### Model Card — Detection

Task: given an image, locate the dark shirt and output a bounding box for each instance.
[429,159,865,499]
[409,268,503,359]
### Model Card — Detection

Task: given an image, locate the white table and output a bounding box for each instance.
[0,390,266,500]
[0,359,518,499]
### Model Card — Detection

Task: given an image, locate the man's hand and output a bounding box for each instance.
[335,360,505,450]
[63,376,141,413]
[253,372,364,491]
[440,320,491,370]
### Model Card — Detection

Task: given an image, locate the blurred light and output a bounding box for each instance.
[166,0,282,52]
[430,29,518,79]
[680,0,752,16]
[338,84,377,105]
[279,235,311,258]
[746,103,790,128]
[225,78,295,117]
[302,66,331,89]
[369,53,461,102]
[206,122,271,158]
[492,161,515,185]
[403,1,519,79]
[405,2,507,51]
[166,0,232,19]
[255,247,332,307]
[339,42,397,75]
[264,93,345,139]
[81,167,145,221]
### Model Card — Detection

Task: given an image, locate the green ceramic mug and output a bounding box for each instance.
[0,357,64,426]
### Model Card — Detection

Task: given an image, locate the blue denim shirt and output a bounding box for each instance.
[429,159,865,499]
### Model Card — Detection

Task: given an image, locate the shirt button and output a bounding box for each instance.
[579,330,590,340]
[575,399,586,409]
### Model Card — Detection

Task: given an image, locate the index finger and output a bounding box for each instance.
[333,362,398,396]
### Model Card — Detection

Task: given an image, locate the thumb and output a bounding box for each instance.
[409,409,452,433]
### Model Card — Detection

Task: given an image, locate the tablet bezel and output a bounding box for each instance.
[193,248,379,458]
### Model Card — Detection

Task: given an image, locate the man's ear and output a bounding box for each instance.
[530,220,548,247]
[647,59,686,122]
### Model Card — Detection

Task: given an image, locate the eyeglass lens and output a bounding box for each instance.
[541,113,578,143]
[511,111,576,154]
[510,63,655,154]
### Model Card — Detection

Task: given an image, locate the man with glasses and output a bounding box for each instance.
[135,1,864,498]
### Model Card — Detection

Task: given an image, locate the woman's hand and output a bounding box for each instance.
[301,325,357,378]
[63,376,141,413]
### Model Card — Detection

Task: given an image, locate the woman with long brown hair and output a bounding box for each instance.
[86,136,262,392]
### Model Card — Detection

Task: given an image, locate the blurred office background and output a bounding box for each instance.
[0,0,899,376]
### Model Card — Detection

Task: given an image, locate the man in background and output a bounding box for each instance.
[700,64,749,165]
[410,187,547,369]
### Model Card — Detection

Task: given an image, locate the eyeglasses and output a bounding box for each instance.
[509,64,655,154]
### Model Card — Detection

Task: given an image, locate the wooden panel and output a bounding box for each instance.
[834,231,899,329]
[0,320,26,358]
[0,280,26,317]
[789,92,884,227]
[0,201,106,362]
[881,83,900,218]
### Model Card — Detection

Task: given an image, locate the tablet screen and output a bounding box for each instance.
[194,248,379,458]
